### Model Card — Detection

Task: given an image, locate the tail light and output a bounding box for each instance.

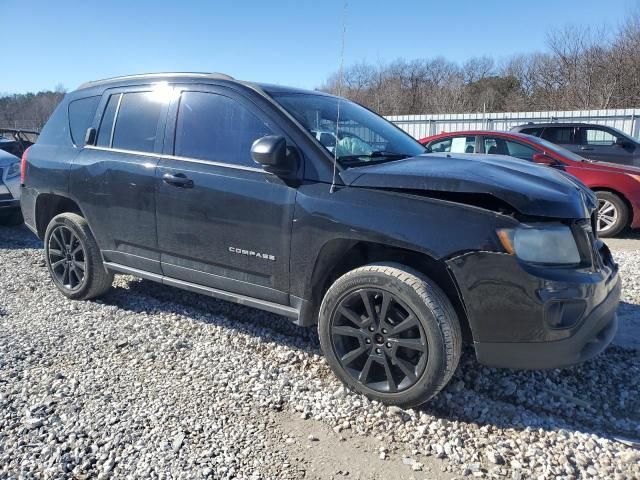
[20,146,31,186]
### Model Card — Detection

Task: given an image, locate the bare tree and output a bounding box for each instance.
[322,16,640,115]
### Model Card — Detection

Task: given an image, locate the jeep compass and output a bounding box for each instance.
[20,73,620,407]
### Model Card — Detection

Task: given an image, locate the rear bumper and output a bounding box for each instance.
[447,243,620,370]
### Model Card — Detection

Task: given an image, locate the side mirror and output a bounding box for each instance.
[251,135,296,176]
[532,153,555,166]
[84,127,97,146]
[615,137,627,147]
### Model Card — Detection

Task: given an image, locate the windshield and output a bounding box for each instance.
[270,93,426,167]
[526,135,588,162]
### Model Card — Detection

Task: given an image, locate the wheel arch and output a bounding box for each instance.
[34,193,84,239]
[308,239,472,342]
[590,187,633,228]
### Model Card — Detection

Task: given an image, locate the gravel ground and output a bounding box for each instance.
[0,225,639,479]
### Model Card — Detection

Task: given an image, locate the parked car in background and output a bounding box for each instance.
[0,128,39,158]
[0,148,23,225]
[19,73,620,407]
[511,122,640,167]
[420,130,640,237]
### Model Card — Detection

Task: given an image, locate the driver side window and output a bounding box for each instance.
[484,137,537,161]
[584,128,617,146]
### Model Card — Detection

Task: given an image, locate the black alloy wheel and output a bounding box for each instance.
[330,288,428,393]
[48,225,87,291]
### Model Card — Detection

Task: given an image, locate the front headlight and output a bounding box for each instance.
[497,224,581,265]
[5,161,20,179]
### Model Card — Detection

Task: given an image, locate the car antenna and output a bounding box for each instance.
[330,0,347,194]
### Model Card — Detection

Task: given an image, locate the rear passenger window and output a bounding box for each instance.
[112,92,163,152]
[174,91,274,167]
[68,96,100,147]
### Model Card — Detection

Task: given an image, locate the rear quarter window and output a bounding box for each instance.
[37,101,72,146]
[68,96,100,147]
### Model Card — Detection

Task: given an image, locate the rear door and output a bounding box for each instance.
[155,85,297,304]
[577,126,639,165]
[70,87,170,274]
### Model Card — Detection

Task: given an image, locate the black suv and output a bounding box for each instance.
[512,122,640,166]
[20,73,621,407]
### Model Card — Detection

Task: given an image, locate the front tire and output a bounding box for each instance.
[595,191,628,238]
[318,263,462,408]
[44,213,113,300]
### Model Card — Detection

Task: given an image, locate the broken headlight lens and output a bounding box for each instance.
[497,224,581,265]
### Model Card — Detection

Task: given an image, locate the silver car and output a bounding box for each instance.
[0,148,22,225]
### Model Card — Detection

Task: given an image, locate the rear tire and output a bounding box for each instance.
[44,213,113,300]
[318,262,462,408]
[595,191,628,238]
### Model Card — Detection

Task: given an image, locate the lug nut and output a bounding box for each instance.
[382,328,388,334]
[368,326,375,332]
[386,342,392,348]
[365,338,371,344]
[375,348,381,354]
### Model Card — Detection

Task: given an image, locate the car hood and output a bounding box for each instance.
[0,148,19,167]
[340,153,596,219]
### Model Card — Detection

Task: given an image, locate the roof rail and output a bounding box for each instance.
[77,72,235,90]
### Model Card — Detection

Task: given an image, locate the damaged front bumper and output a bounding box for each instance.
[446,241,620,369]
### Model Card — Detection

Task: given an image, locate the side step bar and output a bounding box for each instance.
[103,262,300,320]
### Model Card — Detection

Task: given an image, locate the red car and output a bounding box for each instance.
[420,130,640,237]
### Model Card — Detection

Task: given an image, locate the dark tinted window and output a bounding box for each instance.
[519,127,543,137]
[175,91,273,167]
[112,92,163,152]
[540,127,577,144]
[38,102,71,146]
[97,94,119,147]
[68,96,100,147]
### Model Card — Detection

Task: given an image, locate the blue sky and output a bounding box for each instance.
[2,0,636,94]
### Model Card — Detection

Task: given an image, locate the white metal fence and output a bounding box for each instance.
[386,108,640,140]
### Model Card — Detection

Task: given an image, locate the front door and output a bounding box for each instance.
[155,86,297,304]
[578,126,639,165]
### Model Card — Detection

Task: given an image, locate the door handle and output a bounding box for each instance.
[580,146,593,151]
[163,173,194,188]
